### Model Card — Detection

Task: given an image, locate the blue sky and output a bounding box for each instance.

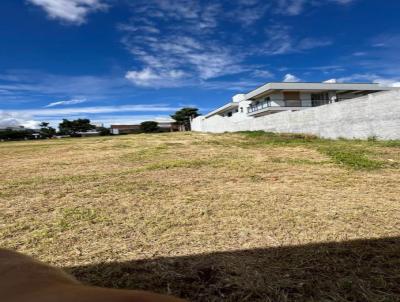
[1,0,399,128]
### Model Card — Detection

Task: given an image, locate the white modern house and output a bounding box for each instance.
[191,82,399,139]
[200,82,391,120]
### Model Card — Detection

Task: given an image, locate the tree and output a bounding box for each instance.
[97,127,111,136]
[58,119,95,136]
[140,121,160,133]
[0,129,34,140]
[171,107,200,131]
[39,122,56,138]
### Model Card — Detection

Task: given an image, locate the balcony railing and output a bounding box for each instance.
[247,99,338,114]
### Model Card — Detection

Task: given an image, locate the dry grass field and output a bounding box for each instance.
[1,132,399,301]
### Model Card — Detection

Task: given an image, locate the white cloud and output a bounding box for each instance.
[323,79,337,83]
[122,31,245,87]
[275,0,306,16]
[126,69,161,84]
[262,25,332,55]
[6,104,181,117]
[0,70,132,104]
[120,1,257,88]
[274,0,356,16]
[352,51,366,56]
[22,120,42,129]
[119,0,350,88]
[27,0,108,24]
[45,98,87,107]
[125,68,186,87]
[297,38,333,50]
[230,1,270,26]
[283,73,301,82]
[0,111,40,129]
[253,70,274,78]
[334,73,400,87]
[333,0,355,4]
[374,79,400,87]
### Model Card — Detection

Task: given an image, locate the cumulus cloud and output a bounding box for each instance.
[27,0,108,24]
[118,0,355,88]
[283,73,301,82]
[323,79,338,83]
[45,98,87,107]
[0,111,40,129]
[122,32,244,82]
[120,2,248,88]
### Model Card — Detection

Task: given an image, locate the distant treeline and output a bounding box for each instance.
[0,129,38,141]
[0,107,201,141]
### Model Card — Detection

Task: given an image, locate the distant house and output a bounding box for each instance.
[110,124,141,135]
[111,118,179,135]
[157,118,180,132]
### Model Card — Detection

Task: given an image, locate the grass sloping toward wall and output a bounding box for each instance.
[1,132,399,301]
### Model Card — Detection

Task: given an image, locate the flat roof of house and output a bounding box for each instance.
[246,82,391,99]
[204,102,238,118]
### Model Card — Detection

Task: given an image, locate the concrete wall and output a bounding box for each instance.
[191,90,400,140]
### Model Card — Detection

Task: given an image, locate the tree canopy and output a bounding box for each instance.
[0,129,35,140]
[58,119,95,136]
[171,107,200,131]
[140,121,160,133]
[39,122,56,138]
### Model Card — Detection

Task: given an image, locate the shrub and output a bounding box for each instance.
[140,121,160,133]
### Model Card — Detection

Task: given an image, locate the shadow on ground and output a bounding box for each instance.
[67,237,400,301]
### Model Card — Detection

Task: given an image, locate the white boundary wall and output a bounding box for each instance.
[191,90,400,140]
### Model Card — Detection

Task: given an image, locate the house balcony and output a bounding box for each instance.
[247,99,334,116]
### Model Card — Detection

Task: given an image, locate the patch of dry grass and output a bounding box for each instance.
[0,132,399,301]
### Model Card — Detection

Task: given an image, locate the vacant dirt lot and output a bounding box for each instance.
[1,132,399,301]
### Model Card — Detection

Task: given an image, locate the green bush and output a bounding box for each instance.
[140,121,160,133]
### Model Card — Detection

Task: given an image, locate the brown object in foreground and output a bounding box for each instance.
[0,249,186,302]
